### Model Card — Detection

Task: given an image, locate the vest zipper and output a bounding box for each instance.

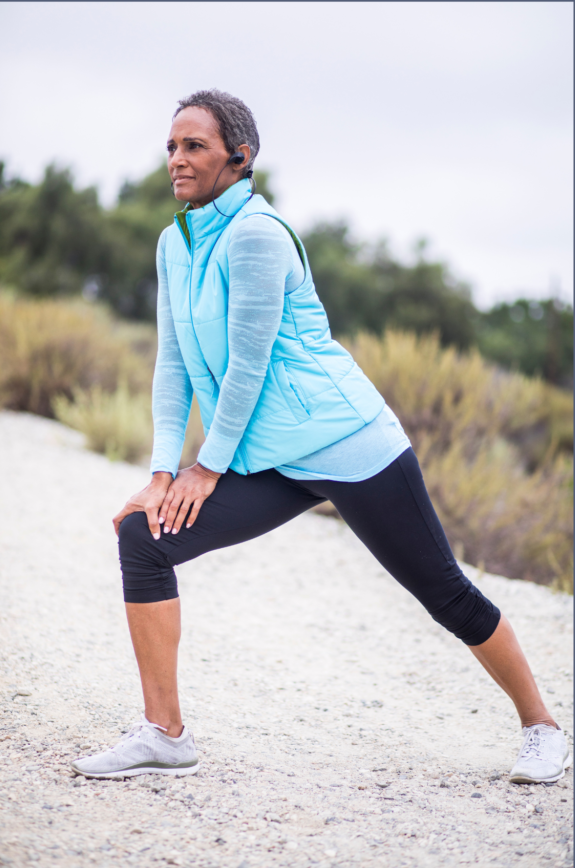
[185,218,217,399]
[239,442,251,474]
[182,213,245,470]
[283,362,311,415]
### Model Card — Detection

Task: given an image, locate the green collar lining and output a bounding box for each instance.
[175,203,192,249]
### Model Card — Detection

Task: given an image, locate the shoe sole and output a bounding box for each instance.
[509,752,572,784]
[70,759,201,780]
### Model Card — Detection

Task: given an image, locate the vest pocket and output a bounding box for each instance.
[279,361,310,422]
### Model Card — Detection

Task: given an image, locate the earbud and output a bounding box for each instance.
[211,151,255,217]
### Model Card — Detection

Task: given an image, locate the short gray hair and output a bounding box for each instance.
[174,89,260,177]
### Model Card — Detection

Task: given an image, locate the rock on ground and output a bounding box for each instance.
[0,410,572,868]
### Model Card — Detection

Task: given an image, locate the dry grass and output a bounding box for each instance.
[0,292,155,417]
[0,292,204,468]
[343,331,573,592]
[53,381,153,464]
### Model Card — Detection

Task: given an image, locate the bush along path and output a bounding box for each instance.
[0,411,572,868]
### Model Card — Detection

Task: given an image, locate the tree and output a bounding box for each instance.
[0,163,113,297]
[0,161,277,320]
[477,298,573,387]
[301,222,477,349]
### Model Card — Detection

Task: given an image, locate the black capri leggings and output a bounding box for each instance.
[119,447,500,646]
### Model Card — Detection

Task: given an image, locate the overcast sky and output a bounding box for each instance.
[1,1,572,308]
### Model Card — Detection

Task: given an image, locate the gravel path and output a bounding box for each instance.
[0,410,572,868]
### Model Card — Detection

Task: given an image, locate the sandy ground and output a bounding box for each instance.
[0,410,572,868]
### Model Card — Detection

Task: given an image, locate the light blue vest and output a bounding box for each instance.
[163,177,384,474]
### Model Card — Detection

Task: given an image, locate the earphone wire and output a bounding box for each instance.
[210,162,256,218]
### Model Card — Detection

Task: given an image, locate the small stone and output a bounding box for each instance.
[534,805,544,813]
[471,792,482,799]
[324,849,337,858]
[546,688,555,694]
[515,850,525,856]
[470,709,478,714]
[130,829,143,834]
[376,782,390,788]
[285,841,297,850]
[215,837,226,845]
[440,779,449,788]
[489,773,501,781]
[15,689,32,696]
[80,744,92,750]
[265,813,281,823]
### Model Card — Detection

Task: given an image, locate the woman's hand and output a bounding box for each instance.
[113,472,173,539]
[159,463,221,535]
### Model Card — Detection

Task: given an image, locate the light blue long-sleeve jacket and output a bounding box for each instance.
[154,178,385,476]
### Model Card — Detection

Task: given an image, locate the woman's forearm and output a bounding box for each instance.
[197,217,293,473]
[150,232,194,477]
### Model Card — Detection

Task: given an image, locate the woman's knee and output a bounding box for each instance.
[118,511,169,579]
[118,512,178,603]
[429,580,501,646]
[118,511,152,559]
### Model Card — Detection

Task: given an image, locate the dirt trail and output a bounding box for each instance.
[0,410,572,868]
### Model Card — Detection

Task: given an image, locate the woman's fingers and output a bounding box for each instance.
[186,496,205,530]
[159,488,176,527]
[112,502,143,537]
[162,489,185,533]
[145,504,162,540]
[154,469,219,535]
[112,506,129,537]
[170,496,195,534]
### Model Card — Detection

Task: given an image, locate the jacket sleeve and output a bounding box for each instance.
[150,229,194,478]
[196,216,303,473]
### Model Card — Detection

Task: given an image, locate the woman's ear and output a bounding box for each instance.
[231,144,251,174]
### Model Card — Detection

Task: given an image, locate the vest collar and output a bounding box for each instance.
[174,177,253,248]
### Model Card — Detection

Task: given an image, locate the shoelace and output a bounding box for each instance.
[110,716,167,757]
[520,727,544,760]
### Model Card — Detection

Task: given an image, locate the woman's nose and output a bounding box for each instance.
[171,147,188,166]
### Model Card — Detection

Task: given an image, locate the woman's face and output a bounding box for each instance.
[167,107,250,207]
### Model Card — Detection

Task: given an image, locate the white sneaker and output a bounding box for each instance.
[509,723,571,784]
[70,715,200,779]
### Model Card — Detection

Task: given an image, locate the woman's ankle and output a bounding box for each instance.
[144,710,183,737]
[520,716,558,729]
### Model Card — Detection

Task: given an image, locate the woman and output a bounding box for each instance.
[72,89,569,785]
